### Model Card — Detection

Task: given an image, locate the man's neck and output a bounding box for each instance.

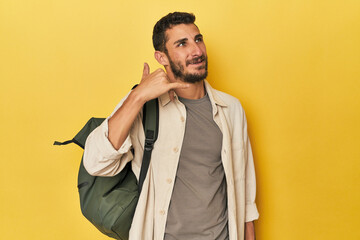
[175,80,205,100]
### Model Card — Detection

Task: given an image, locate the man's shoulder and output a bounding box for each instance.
[207,84,244,112]
[213,88,240,104]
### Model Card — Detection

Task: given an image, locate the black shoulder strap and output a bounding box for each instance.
[138,98,159,193]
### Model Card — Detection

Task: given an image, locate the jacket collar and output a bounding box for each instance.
[158,80,228,108]
[204,80,227,107]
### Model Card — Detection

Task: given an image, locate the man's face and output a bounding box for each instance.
[164,24,208,83]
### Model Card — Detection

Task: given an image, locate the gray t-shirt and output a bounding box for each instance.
[164,93,228,240]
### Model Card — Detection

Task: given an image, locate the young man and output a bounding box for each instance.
[84,12,259,240]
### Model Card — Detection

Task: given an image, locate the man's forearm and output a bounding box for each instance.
[245,221,255,240]
[108,90,145,150]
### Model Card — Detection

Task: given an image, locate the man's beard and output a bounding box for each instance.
[167,54,208,83]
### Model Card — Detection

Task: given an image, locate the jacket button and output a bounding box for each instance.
[180,116,185,122]
[166,178,172,184]
[173,147,179,153]
[159,210,165,215]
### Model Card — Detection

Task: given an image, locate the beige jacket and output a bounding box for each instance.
[83,80,259,240]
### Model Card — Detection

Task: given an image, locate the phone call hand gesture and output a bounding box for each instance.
[134,63,189,103]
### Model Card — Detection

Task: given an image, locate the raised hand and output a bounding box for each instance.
[133,63,189,103]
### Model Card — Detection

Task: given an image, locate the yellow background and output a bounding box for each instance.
[1,0,359,239]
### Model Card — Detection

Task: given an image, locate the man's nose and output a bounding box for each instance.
[189,42,203,56]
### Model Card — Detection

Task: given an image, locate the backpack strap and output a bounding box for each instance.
[138,98,159,193]
[53,118,106,149]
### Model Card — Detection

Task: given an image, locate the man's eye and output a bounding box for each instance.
[178,42,185,47]
[195,38,203,42]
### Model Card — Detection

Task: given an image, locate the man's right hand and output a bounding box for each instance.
[132,63,189,103]
[108,63,189,150]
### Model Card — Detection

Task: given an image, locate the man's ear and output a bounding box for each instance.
[154,51,169,66]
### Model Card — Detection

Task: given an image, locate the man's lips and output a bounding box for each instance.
[186,56,206,66]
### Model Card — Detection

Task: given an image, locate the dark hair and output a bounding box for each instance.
[152,12,196,52]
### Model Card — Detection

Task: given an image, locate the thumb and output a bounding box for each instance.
[142,62,150,78]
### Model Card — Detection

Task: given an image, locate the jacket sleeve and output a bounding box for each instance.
[83,92,134,176]
[242,110,260,222]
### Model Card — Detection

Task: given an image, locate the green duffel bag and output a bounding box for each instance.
[54,98,159,239]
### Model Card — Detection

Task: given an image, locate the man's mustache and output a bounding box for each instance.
[186,55,206,66]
